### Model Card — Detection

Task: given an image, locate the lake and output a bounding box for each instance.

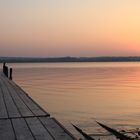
[2,62,140,139]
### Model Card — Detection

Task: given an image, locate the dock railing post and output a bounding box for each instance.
[5,66,8,77]
[3,63,12,79]
[3,62,6,74]
[9,68,13,80]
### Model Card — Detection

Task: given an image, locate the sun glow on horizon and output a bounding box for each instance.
[1,0,140,57]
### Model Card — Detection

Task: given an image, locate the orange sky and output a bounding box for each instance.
[1,0,140,57]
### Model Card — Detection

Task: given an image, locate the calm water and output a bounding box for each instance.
[3,62,140,139]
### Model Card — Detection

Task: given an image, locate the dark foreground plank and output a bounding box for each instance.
[39,117,75,140]
[0,88,8,118]
[0,119,15,140]
[12,118,34,140]
[26,117,54,140]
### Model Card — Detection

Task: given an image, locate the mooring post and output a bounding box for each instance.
[3,62,6,74]
[9,68,13,80]
[5,66,8,77]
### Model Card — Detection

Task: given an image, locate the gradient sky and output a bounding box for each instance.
[1,0,140,57]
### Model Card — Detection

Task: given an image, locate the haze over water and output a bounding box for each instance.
[4,62,140,139]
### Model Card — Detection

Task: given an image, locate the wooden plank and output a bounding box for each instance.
[0,79,21,118]
[39,117,76,140]
[26,117,54,140]
[0,119,15,140]
[12,118,35,140]
[0,88,8,118]
[8,79,49,116]
[2,77,34,117]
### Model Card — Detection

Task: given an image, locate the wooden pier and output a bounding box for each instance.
[0,66,76,140]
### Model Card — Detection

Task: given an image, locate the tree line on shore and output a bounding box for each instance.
[0,56,140,63]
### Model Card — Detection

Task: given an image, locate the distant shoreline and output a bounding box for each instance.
[1,56,140,63]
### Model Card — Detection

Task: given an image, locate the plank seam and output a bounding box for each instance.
[23,118,37,140]
[0,115,49,120]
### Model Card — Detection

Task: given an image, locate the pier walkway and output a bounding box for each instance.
[0,72,76,140]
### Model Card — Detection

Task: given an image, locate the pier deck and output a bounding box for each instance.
[0,73,76,140]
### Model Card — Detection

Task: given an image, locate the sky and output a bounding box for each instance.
[1,0,140,57]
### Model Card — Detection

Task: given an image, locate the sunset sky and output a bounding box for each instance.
[1,0,140,57]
